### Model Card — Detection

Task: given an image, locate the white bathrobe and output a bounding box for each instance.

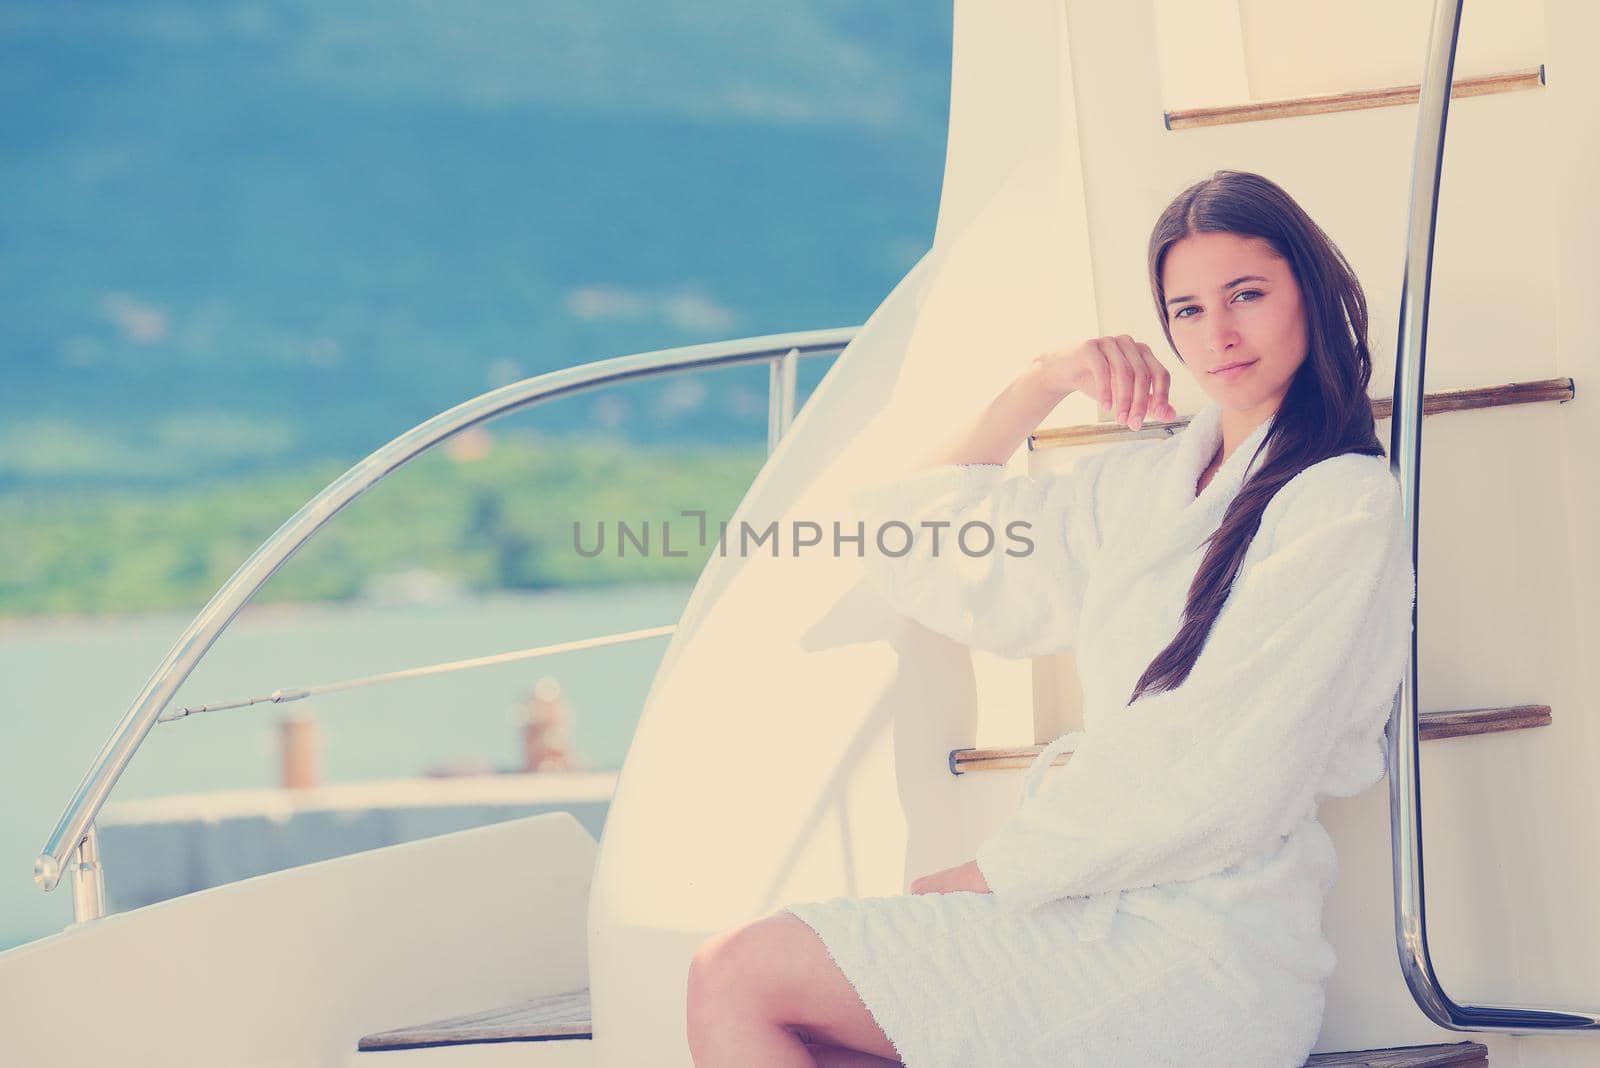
[784,398,1416,1067]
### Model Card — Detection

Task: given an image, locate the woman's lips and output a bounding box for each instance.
[1210,359,1257,379]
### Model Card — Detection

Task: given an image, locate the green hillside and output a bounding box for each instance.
[0,432,767,618]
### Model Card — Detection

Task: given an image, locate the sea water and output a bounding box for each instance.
[0,581,693,950]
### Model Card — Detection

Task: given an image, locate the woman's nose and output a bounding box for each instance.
[1206,312,1240,354]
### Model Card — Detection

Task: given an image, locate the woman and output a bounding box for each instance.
[685,170,1416,1067]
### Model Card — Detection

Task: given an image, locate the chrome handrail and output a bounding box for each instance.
[34,326,855,900]
[1388,0,1599,1032]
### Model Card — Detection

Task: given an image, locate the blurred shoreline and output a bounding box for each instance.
[0,579,695,635]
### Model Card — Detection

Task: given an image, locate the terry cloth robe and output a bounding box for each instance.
[783,398,1416,1068]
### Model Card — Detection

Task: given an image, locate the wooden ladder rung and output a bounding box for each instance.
[1030,378,1573,451]
[951,705,1551,774]
[1165,65,1543,130]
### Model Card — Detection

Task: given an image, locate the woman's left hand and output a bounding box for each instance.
[909,860,992,895]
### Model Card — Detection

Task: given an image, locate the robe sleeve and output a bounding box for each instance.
[974,457,1416,912]
[847,447,1125,659]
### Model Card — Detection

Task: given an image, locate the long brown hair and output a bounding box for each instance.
[1126,169,1385,706]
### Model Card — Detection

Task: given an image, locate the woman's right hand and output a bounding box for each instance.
[1031,336,1177,431]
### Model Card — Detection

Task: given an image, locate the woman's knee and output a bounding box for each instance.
[687,919,807,1054]
[690,913,818,1017]
[687,914,899,1063]
[688,922,767,1020]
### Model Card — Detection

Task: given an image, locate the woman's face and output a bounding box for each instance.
[1160,231,1309,416]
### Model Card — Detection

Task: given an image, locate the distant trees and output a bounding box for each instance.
[0,435,763,618]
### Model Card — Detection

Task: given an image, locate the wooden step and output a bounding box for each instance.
[1305,1041,1488,1066]
[951,705,1551,774]
[353,989,1486,1068]
[1164,65,1542,130]
[357,989,591,1051]
[1030,378,1574,451]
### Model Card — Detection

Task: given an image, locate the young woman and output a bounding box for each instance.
[685,170,1416,1067]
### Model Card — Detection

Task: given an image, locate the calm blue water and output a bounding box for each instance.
[0,583,692,951]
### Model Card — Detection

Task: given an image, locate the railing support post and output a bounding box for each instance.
[69,824,106,925]
[768,347,799,454]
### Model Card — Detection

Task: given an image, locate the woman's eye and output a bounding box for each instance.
[1174,290,1262,320]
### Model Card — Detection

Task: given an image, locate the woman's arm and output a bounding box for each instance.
[847,445,1128,658]
[922,337,1176,469]
[921,360,1073,468]
[845,339,1174,658]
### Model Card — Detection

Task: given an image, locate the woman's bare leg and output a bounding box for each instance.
[687,911,904,1067]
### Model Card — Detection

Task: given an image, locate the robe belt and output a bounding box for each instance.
[1020,729,1086,802]
[1016,730,1120,942]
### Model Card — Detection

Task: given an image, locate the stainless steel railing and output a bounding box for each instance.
[155,624,681,723]
[34,326,855,913]
[1388,0,1598,1032]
